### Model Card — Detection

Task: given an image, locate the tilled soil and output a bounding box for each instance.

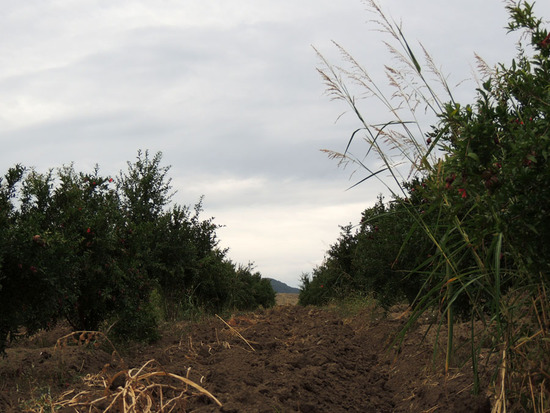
[0,301,493,412]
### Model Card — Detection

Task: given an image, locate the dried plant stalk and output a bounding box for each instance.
[215,314,256,352]
[26,358,222,412]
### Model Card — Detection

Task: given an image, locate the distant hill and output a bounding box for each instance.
[267,278,300,294]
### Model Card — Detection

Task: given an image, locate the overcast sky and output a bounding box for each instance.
[2,1,549,287]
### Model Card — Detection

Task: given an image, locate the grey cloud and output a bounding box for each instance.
[4,1,549,287]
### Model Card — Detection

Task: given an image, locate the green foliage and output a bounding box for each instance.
[315,1,550,409]
[0,167,62,348]
[299,196,428,309]
[118,149,174,224]
[0,151,274,354]
[428,5,550,276]
[230,264,276,311]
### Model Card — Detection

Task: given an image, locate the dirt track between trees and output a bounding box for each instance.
[0,296,493,412]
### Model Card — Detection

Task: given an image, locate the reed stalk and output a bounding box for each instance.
[317,1,550,409]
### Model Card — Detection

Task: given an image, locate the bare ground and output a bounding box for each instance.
[0,295,494,412]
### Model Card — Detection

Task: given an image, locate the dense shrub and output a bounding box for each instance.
[0,151,274,353]
[309,0,550,306]
[313,1,550,408]
[426,13,550,277]
[299,196,429,308]
[229,264,276,311]
[0,166,62,351]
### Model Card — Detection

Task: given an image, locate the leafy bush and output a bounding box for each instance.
[314,1,550,409]
[300,195,428,309]
[0,151,274,354]
[230,264,276,311]
[0,166,61,351]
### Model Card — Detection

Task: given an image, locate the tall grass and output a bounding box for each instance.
[317,1,550,410]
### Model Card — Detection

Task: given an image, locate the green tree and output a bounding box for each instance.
[316,1,550,408]
[299,195,429,308]
[0,150,275,353]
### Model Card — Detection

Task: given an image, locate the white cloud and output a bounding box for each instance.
[212,198,377,288]
[169,172,385,288]
[2,0,550,288]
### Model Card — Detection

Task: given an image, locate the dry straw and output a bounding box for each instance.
[215,314,256,352]
[25,359,222,412]
[23,331,223,412]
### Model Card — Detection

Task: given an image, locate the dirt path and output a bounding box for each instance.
[0,301,492,412]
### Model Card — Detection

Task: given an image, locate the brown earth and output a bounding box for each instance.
[0,296,494,412]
